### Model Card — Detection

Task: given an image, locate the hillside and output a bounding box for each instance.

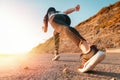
[30,1,120,54]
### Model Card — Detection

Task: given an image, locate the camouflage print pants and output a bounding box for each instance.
[53,31,60,55]
[53,26,87,55]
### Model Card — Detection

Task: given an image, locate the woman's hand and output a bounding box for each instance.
[75,4,80,11]
[42,26,47,32]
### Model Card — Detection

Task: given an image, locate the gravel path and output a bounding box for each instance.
[0,52,120,80]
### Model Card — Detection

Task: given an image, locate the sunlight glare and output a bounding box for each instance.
[0,54,28,75]
[0,1,42,54]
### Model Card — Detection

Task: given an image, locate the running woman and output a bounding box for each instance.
[42,4,105,72]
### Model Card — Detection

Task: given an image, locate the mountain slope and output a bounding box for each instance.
[75,1,120,49]
[30,1,120,54]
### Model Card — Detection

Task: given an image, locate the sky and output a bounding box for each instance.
[0,0,118,54]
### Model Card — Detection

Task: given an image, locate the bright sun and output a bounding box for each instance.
[0,1,42,55]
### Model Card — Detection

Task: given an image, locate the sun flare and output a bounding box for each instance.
[0,54,28,74]
[0,1,43,55]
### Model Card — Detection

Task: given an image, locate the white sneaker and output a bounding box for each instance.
[78,50,105,73]
[52,55,60,61]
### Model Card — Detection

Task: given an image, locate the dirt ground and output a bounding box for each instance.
[0,52,120,80]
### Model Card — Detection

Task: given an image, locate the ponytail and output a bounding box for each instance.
[43,7,56,27]
[43,14,48,27]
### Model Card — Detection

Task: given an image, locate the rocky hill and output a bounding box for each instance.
[30,1,120,54]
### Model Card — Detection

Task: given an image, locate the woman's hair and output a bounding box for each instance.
[43,7,56,27]
[47,7,56,15]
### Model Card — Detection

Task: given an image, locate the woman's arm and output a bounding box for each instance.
[63,4,80,14]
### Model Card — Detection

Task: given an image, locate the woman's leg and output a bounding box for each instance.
[53,31,60,55]
[63,26,91,53]
[52,31,60,61]
[50,15,105,72]
[50,15,90,53]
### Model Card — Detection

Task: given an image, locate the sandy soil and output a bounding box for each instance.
[0,52,120,80]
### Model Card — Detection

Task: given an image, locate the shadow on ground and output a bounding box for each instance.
[88,71,120,79]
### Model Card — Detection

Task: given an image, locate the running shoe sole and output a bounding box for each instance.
[78,50,105,73]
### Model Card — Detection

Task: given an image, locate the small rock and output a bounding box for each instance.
[29,78,34,80]
[118,30,120,33]
[63,68,69,74]
[64,64,67,67]
[24,66,29,70]
[64,78,71,80]
[110,78,116,80]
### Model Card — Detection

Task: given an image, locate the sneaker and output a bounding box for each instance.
[78,46,105,73]
[52,55,60,61]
